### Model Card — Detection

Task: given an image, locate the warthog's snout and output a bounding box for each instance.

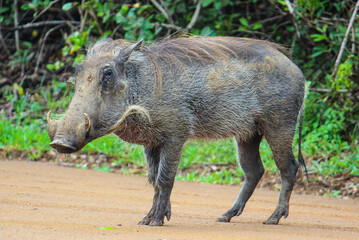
[49,139,77,153]
[47,111,92,154]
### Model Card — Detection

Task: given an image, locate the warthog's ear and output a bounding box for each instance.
[116,39,143,64]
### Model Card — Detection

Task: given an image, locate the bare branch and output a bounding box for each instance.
[34,24,64,74]
[268,20,291,39]
[160,23,182,31]
[151,0,173,24]
[14,0,20,50]
[290,33,297,55]
[310,88,348,93]
[185,1,202,31]
[89,9,103,35]
[284,0,300,38]
[0,0,10,56]
[79,9,88,34]
[11,20,80,30]
[232,29,269,37]
[260,14,286,24]
[0,31,9,55]
[159,0,174,24]
[110,24,122,38]
[332,0,359,79]
[351,26,355,54]
[31,0,60,23]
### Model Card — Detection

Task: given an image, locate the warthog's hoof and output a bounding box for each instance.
[217,215,231,222]
[149,219,164,226]
[138,219,151,225]
[263,218,280,225]
[263,207,288,224]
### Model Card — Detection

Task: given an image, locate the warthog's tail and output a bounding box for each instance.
[298,109,308,179]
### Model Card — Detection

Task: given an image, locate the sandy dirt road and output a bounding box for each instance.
[0,160,358,240]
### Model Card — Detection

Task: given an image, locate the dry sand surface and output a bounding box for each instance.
[0,160,358,240]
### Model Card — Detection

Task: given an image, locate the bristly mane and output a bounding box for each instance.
[140,36,289,93]
[143,36,289,63]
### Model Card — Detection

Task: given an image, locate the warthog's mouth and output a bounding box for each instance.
[50,139,78,154]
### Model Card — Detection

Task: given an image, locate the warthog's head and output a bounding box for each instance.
[47,39,143,153]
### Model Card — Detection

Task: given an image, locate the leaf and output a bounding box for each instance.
[310,34,327,42]
[62,2,73,11]
[286,26,295,32]
[46,64,55,70]
[0,6,9,13]
[201,26,212,36]
[214,1,221,10]
[239,18,248,27]
[13,83,24,96]
[252,21,262,30]
[138,4,153,14]
[311,51,323,58]
[21,4,30,10]
[120,4,129,14]
[23,41,32,48]
[202,0,213,7]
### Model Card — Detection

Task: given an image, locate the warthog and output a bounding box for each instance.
[47,36,306,226]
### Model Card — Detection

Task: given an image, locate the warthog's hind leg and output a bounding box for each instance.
[262,126,298,225]
[218,134,264,222]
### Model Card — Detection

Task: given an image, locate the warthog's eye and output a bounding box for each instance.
[101,67,114,88]
[103,67,113,80]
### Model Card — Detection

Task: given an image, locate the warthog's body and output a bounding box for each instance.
[48,36,306,226]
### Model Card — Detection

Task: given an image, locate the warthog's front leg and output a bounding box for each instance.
[140,140,184,226]
[139,146,162,225]
[139,186,172,225]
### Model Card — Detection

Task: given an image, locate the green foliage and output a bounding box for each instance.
[21,0,53,11]
[332,55,357,90]
[84,135,145,166]
[176,167,244,185]
[312,152,359,176]
[115,3,161,41]
[61,30,89,66]
[0,78,74,158]
[94,164,114,173]
[328,190,341,198]
[62,2,78,11]
[302,56,358,176]
[46,60,64,71]
[0,118,50,159]
[76,164,88,169]
[9,48,33,66]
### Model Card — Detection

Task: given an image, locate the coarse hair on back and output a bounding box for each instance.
[139,36,290,93]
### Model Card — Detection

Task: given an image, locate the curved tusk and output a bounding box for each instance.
[84,113,91,133]
[47,110,52,123]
